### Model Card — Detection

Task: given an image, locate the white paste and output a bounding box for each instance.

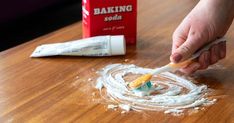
[96,64,216,115]
[107,104,118,109]
[121,111,126,114]
[95,78,104,90]
[194,107,199,110]
[124,59,129,62]
[119,104,131,111]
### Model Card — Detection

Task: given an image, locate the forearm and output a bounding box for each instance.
[229,0,234,16]
[214,0,234,19]
[205,0,234,24]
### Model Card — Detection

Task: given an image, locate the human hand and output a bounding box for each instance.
[170,0,234,74]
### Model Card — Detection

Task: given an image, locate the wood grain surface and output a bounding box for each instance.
[0,0,234,122]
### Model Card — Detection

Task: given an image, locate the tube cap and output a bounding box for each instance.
[110,35,126,55]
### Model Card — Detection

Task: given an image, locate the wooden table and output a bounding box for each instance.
[0,0,234,122]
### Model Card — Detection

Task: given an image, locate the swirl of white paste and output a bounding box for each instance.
[96,64,216,115]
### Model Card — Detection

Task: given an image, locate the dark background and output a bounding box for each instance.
[0,0,82,51]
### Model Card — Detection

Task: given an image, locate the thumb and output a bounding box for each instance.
[170,31,208,63]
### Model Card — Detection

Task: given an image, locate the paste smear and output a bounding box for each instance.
[95,64,216,116]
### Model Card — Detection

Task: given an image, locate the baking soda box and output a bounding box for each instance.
[82,0,137,45]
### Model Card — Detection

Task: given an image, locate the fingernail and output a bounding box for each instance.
[220,51,225,59]
[179,63,200,74]
[193,63,200,70]
[210,46,218,64]
[214,45,220,59]
[171,53,182,63]
[204,52,210,66]
[219,42,226,58]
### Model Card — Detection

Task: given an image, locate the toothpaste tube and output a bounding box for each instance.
[30,35,126,57]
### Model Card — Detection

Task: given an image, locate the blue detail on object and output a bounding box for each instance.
[135,81,152,91]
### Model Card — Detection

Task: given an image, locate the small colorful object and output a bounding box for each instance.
[128,73,154,93]
[131,81,154,96]
[134,81,153,91]
[128,74,153,89]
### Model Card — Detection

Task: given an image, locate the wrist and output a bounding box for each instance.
[200,0,234,24]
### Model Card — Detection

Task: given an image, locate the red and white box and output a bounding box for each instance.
[82,0,137,45]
